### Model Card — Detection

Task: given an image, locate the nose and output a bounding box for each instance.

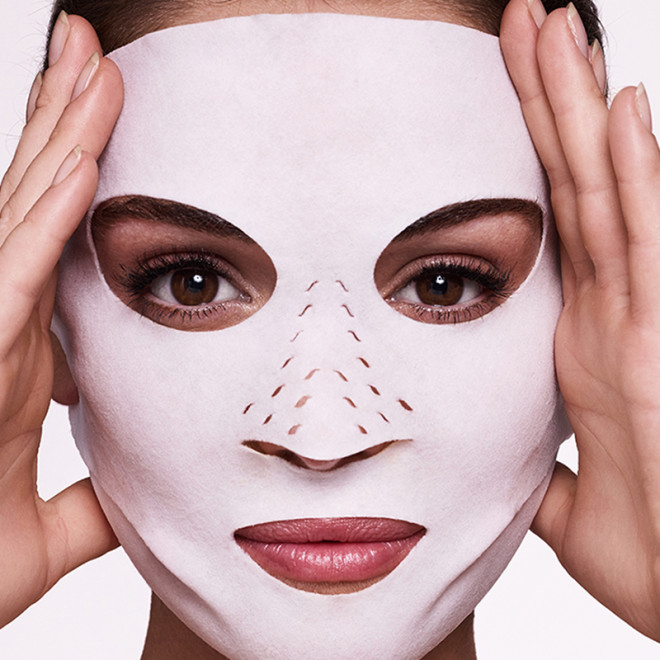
[242,439,406,472]
[238,278,416,463]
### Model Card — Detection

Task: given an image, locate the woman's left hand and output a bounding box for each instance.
[501,0,660,640]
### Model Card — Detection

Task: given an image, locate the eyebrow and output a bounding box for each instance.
[392,198,543,241]
[91,196,543,243]
[91,195,253,242]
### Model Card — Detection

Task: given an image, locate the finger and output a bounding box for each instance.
[0,54,123,241]
[536,8,629,290]
[25,72,44,126]
[0,15,104,209]
[0,149,98,355]
[559,239,577,302]
[609,86,660,321]
[589,40,607,97]
[531,461,576,553]
[42,478,118,586]
[501,0,590,280]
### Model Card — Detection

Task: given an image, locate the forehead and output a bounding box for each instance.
[99,14,543,249]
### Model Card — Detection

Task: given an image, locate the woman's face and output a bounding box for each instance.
[54,4,568,659]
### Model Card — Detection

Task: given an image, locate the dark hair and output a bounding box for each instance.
[45,0,603,57]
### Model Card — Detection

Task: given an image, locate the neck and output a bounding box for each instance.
[141,593,477,660]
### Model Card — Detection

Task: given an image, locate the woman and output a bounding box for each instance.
[1,0,659,658]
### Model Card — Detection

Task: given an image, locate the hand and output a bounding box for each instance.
[501,0,660,640]
[0,13,123,626]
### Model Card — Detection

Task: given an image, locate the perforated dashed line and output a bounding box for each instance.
[334,370,348,382]
[298,304,313,317]
[290,331,302,343]
[358,357,371,368]
[281,357,294,369]
[295,396,311,408]
[342,304,355,318]
[306,281,319,292]
[263,414,273,425]
[378,412,390,423]
[271,385,285,398]
[305,369,320,380]
[369,385,381,396]
[357,425,368,435]
[398,399,413,411]
[348,330,362,343]
[288,425,301,435]
[344,397,357,409]
[336,280,349,292]
[243,403,254,415]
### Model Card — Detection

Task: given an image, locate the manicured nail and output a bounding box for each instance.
[53,146,82,186]
[527,0,547,30]
[566,3,589,58]
[590,40,606,95]
[635,83,653,132]
[71,52,100,101]
[48,11,70,66]
[26,72,43,122]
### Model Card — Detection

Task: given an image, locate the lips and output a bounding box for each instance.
[235,517,425,592]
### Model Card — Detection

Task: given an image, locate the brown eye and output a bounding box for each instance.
[150,268,240,307]
[415,273,465,306]
[170,269,220,305]
[392,269,482,309]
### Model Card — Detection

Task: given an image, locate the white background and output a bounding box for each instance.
[1,0,659,657]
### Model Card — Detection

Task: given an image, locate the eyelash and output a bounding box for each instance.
[116,251,244,324]
[388,256,514,324]
[116,251,512,327]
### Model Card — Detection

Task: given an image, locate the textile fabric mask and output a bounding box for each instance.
[55,14,570,660]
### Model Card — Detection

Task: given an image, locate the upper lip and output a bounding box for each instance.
[234,517,424,543]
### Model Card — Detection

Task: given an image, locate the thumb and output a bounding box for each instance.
[43,477,118,586]
[531,461,577,555]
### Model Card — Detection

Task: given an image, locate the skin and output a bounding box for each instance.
[0,0,660,657]
[142,596,476,659]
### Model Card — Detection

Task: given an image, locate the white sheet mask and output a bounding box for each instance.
[55,14,570,659]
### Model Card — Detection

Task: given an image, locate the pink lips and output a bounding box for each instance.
[235,517,425,588]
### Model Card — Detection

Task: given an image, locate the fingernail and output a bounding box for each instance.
[26,72,43,122]
[53,146,82,186]
[71,52,100,101]
[590,40,607,95]
[48,11,70,66]
[527,0,547,30]
[635,83,653,132]
[566,3,589,58]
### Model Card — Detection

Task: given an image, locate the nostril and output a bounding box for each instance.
[241,440,407,472]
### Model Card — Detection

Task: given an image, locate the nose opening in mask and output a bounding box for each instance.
[241,439,411,472]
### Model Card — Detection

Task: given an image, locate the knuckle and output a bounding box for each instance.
[0,200,18,239]
[33,83,57,113]
[0,173,19,211]
[550,176,576,202]
[573,179,616,198]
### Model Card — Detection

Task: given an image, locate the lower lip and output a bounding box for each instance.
[234,517,425,585]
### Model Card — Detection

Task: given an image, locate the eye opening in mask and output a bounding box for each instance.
[91,195,278,331]
[374,198,543,325]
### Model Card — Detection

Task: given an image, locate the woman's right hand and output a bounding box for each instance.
[0,12,123,626]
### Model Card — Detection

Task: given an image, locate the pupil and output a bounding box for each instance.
[431,275,448,295]
[171,268,219,306]
[188,273,205,293]
[416,271,464,306]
